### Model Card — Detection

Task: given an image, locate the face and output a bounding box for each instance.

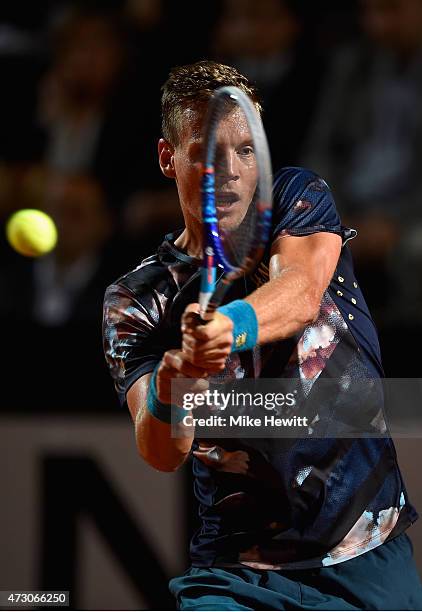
[167,105,258,234]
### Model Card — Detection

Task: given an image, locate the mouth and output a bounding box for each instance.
[215,192,240,211]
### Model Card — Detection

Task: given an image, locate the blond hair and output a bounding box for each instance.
[161,60,262,146]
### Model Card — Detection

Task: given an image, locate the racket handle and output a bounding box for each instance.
[199,293,216,321]
[199,251,217,320]
[199,273,231,321]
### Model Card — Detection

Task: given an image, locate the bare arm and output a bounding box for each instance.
[103,285,213,473]
[182,232,342,366]
[127,371,191,473]
[246,231,342,343]
[127,232,341,469]
[126,350,213,472]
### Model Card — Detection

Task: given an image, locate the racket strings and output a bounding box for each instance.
[199,86,272,318]
[211,104,263,273]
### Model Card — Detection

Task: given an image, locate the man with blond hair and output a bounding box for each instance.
[103,60,422,610]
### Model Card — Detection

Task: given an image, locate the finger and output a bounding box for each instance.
[172,377,210,407]
[182,333,233,356]
[189,316,232,342]
[192,448,249,475]
[184,303,200,314]
[189,323,215,341]
[182,333,198,349]
[181,312,202,332]
[181,303,201,332]
[184,355,227,372]
[156,360,174,381]
[163,350,208,378]
[181,340,230,365]
[186,348,230,364]
[188,378,210,393]
[194,359,227,373]
[190,334,232,352]
[193,445,226,467]
[181,338,196,364]
[179,350,226,373]
[182,333,231,369]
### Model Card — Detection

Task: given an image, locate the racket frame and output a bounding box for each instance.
[199,86,273,319]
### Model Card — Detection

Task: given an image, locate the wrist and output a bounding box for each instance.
[217,300,258,352]
[146,364,186,424]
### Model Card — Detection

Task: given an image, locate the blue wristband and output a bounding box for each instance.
[146,364,186,424]
[217,300,258,352]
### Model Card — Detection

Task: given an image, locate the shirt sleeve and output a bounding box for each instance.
[271,166,356,244]
[102,282,162,409]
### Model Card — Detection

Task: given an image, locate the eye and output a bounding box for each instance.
[238,145,255,157]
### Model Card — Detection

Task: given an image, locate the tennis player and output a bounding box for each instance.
[103,61,422,610]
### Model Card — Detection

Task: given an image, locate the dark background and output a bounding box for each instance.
[0,0,421,609]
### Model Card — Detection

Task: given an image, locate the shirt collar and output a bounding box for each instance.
[158,229,202,267]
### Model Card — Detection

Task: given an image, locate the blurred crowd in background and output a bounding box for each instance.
[1,0,421,414]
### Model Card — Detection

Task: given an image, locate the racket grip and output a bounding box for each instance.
[199,255,217,319]
[199,294,217,321]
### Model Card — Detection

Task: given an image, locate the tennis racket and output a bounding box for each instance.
[199,85,273,320]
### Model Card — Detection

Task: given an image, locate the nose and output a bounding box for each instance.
[216,148,240,182]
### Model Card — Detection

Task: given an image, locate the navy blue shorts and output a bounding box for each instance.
[169,533,422,610]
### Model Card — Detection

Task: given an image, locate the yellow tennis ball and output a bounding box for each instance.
[6,209,58,257]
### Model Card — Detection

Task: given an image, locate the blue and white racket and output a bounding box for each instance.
[199,86,273,319]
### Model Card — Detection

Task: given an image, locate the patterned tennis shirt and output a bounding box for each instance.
[103,167,418,570]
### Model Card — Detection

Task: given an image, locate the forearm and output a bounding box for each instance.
[128,371,194,472]
[245,267,321,345]
[135,407,194,472]
[181,223,341,367]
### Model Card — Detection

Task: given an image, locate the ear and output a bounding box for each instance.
[158,138,176,179]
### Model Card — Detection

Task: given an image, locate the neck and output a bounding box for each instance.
[174,226,203,259]
[173,202,204,258]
